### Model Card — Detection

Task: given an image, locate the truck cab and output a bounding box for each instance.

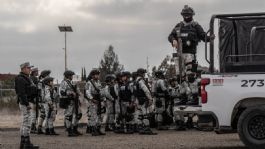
[199,13,265,149]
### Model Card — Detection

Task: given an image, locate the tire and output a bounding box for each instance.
[237,106,265,149]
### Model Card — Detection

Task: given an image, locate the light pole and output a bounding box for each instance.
[58,25,73,71]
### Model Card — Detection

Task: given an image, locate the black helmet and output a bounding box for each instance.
[40,70,51,79]
[136,68,146,76]
[131,71,138,80]
[181,5,195,16]
[89,69,100,77]
[169,77,177,83]
[121,71,131,77]
[64,70,75,78]
[105,74,116,83]
[154,70,164,78]
[43,77,54,85]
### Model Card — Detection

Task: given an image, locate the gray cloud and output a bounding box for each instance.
[0,0,265,80]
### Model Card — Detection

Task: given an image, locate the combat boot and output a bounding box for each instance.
[175,120,186,131]
[73,126,83,136]
[124,124,134,134]
[98,125,106,135]
[157,122,168,130]
[45,128,50,135]
[86,126,92,134]
[67,128,78,137]
[23,136,39,149]
[49,128,59,135]
[37,126,44,134]
[139,127,157,135]
[91,126,100,136]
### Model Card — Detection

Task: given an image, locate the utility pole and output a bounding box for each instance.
[58,25,73,71]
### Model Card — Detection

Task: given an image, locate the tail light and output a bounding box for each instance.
[201,78,210,104]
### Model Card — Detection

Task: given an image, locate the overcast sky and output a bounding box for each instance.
[0,0,264,80]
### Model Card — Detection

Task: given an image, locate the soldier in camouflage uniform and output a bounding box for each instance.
[15,62,39,149]
[43,77,59,135]
[59,70,82,137]
[168,77,186,130]
[186,72,200,105]
[102,74,117,131]
[153,70,169,130]
[37,70,51,134]
[29,68,39,133]
[134,68,157,135]
[85,69,106,136]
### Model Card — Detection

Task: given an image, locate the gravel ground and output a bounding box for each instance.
[0,128,247,149]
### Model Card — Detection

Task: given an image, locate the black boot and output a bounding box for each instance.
[124,124,134,134]
[23,136,39,149]
[157,122,168,130]
[133,124,139,133]
[49,128,59,135]
[30,124,37,133]
[37,126,44,134]
[91,126,100,136]
[45,128,50,135]
[98,125,106,135]
[67,128,78,137]
[73,126,82,136]
[20,136,25,149]
[139,127,157,135]
[86,126,92,134]
[175,120,186,131]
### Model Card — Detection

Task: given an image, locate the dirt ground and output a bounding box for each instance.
[0,127,247,149]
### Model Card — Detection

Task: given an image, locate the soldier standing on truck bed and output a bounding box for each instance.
[168,5,214,105]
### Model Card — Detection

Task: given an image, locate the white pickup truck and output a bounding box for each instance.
[198,13,265,149]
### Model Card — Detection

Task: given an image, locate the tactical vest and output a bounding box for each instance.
[110,85,118,99]
[119,83,132,102]
[135,79,147,98]
[179,21,199,54]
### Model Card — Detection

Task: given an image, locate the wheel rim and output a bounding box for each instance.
[248,115,265,140]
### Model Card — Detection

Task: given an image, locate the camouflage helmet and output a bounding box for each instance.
[105,74,116,83]
[64,70,75,78]
[169,77,178,83]
[131,71,138,80]
[181,5,195,16]
[154,70,164,78]
[136,68,147,76]
[121,71,131,77]
[40,70,51,78]
[89,69,100,77]
[43,77,54,85]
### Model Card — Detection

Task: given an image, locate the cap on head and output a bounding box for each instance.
[43,77,54,85]
[31,68,38,72]
[40,70,51,78]
[89,69,100,77]
[64,70,75,78]
[20,62,34,69]
[136,68,147,76]
[155,70,164,78]
[105,74,116,83]
[181,5,195,16]
[121,71,131,77]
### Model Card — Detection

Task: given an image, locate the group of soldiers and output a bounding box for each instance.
[15,5,214,149]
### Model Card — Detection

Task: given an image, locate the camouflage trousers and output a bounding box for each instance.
[64,101,82,129]
[135,101,151,127]
[19,104,31,137]
[44,103,56,129]
[106,100,115,125]
[37,103,46,127]
[29,102,37,126]
[154,97,166,123]
[87,101,107,127]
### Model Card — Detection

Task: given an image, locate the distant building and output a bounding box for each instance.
[0,74,17,81]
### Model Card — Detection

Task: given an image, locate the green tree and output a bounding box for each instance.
[154,55,177,79]
[99,45,124,81]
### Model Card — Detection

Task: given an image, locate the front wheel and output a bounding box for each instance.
[238,106,265,149]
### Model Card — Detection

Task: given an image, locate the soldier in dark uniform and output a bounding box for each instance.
[168,5,214,105]
[15,62,39,149]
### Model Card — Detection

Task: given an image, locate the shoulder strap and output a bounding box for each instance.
[89,80,100,94]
